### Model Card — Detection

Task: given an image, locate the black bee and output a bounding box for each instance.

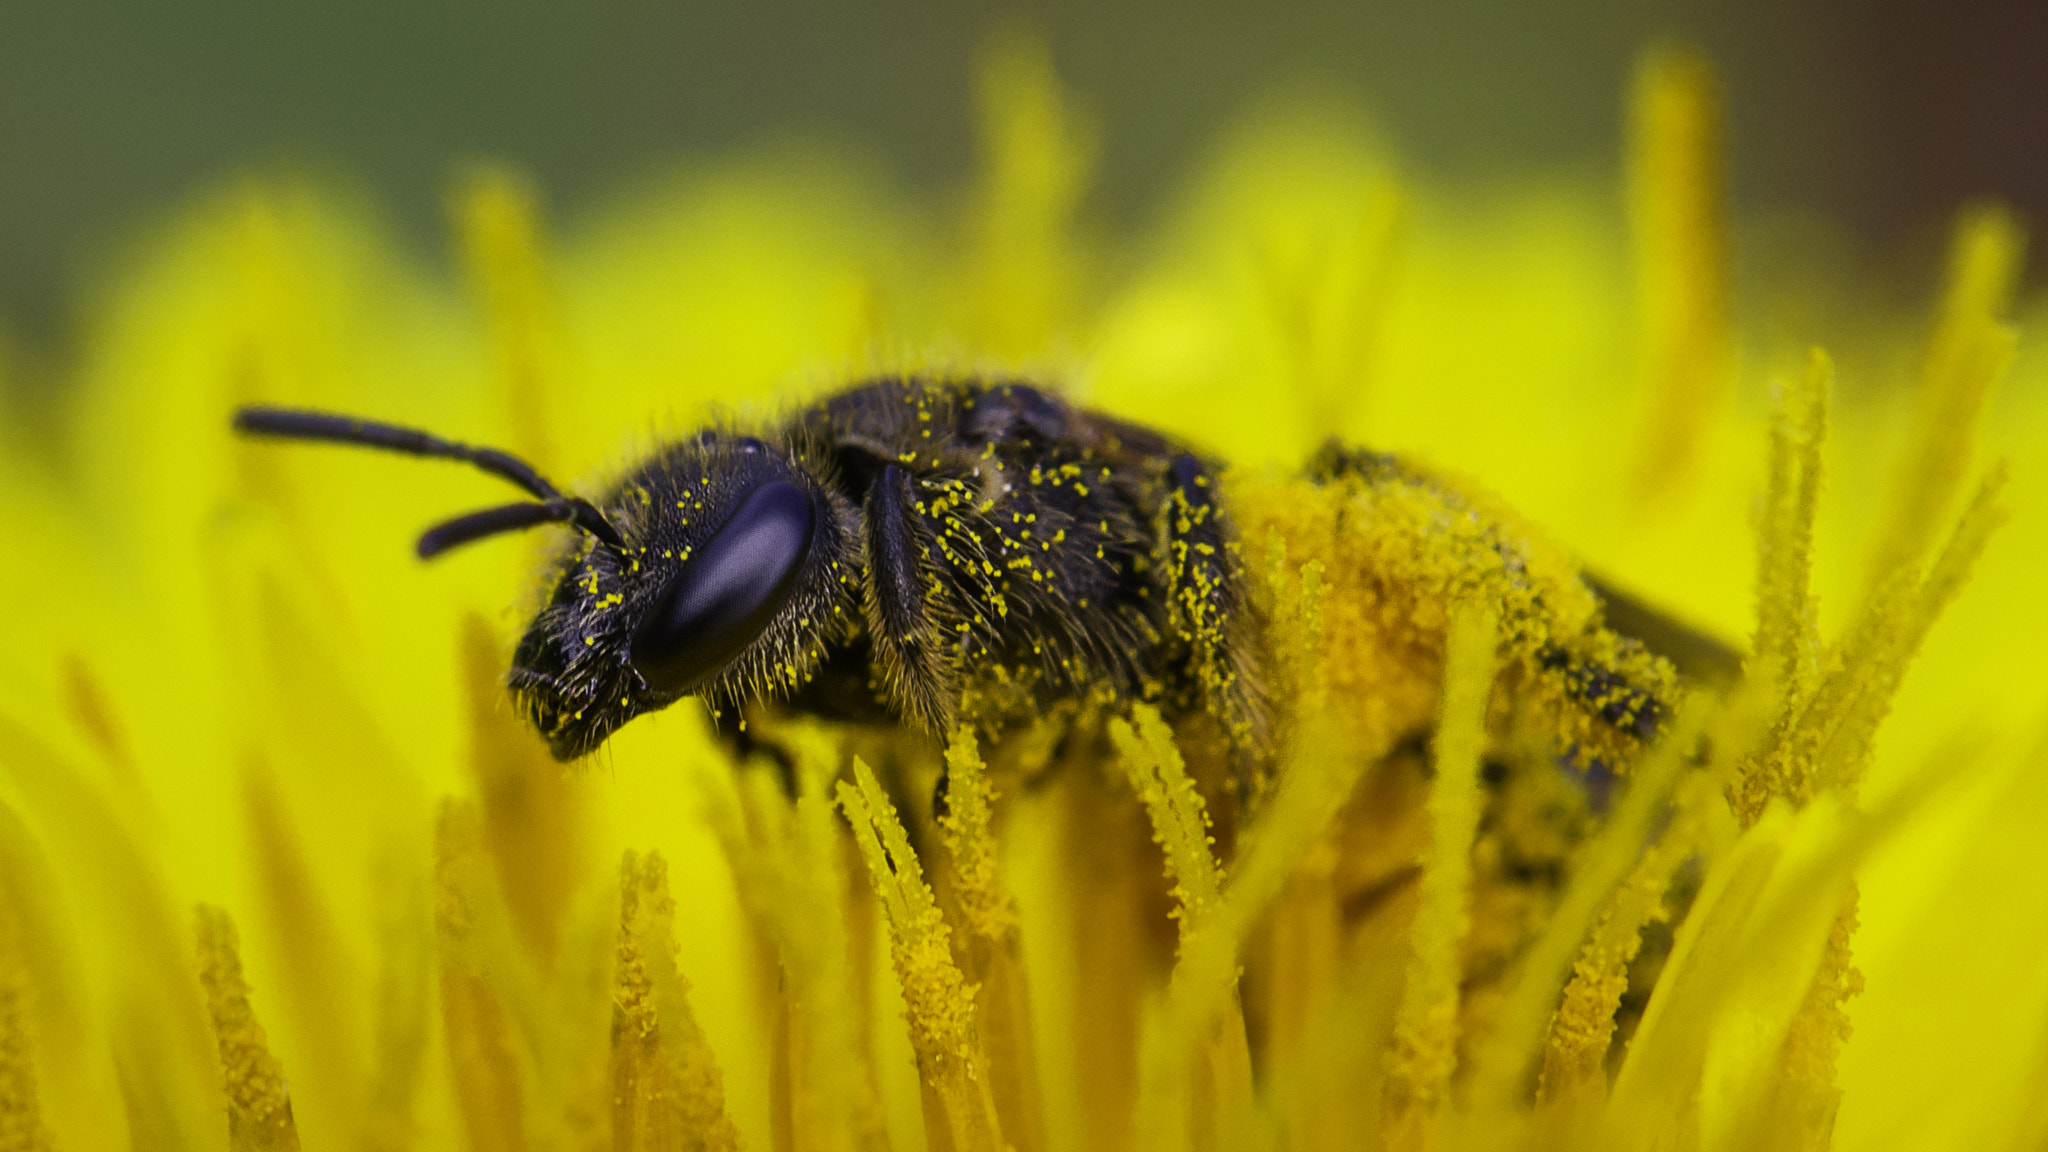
[236,376,1730,781]
[234,377,1263,762]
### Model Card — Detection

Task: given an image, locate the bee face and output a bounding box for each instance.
[509,435,857,760]
[508,537,664,760]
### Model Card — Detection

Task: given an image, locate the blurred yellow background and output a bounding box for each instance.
[1,7,2047,1151]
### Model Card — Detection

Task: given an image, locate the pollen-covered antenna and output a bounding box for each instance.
[232,406,625,556]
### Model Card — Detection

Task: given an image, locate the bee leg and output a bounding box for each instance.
[1160,453,1265,766]
[862,464,961,738]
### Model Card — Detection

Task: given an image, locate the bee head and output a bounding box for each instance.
[232,408,853,761]
[510,432,855,760]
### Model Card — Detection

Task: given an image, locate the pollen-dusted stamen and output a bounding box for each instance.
[194,904,303,1150]
[1383,606,1495,1141]
[613,850,744,1146]
[838,757,1008,1151]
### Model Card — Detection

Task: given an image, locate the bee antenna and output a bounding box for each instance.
[234,406,569,501]
[233,406,626,553]
[416,499,625,559]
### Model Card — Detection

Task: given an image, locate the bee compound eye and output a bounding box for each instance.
[628,480,816,694]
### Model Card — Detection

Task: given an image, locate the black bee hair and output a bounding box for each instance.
[232,406,625,558]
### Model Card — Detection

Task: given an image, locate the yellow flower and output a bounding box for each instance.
[0,33,2042,1152]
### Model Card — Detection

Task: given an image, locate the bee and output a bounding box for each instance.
[235,377,1263,763]
[234,376,1714,773]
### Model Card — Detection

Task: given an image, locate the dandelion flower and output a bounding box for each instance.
[0,36,2043,1152]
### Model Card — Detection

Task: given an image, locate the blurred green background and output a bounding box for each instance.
[2,1,2041,344]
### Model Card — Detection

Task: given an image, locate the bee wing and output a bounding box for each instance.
[1584,574,1745,688]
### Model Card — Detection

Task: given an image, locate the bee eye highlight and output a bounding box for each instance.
[628,481,816,695]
